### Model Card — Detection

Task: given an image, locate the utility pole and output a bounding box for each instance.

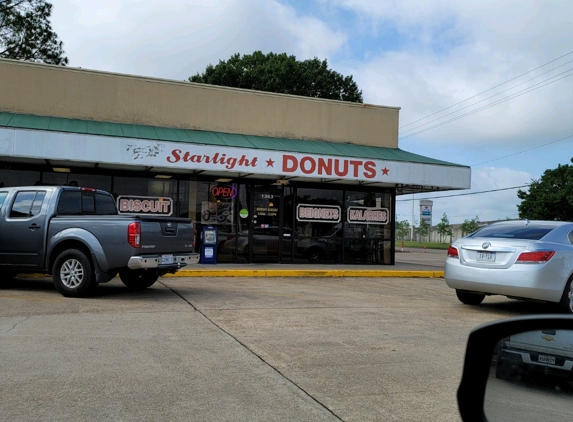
[410,194,414,241]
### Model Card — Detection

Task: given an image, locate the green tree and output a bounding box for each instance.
[189,51,363,102]
[436,212,452,243]
[0,0,68,65]
[396,219,410,240]
[517,158,573,221]
[460,216,480,236]
[414,219,429,241]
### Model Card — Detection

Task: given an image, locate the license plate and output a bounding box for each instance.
[477,251,495,262]
[161,254,173,265]
[538,354,556,364]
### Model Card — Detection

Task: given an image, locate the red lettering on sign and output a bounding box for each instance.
[211,185,237,199]
[283,155,381,179]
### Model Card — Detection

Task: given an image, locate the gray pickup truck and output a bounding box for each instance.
[0,186,199,297]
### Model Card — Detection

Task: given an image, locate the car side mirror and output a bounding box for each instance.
[457,315,573,422]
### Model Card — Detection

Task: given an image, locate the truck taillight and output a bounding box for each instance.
[516,251,555,263]
[128,222,141,248]
[447,246,459,258]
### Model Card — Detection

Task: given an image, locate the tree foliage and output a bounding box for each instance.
[414,219,429,240]
[460,216,480,236]
[396,219,410,240]
[189,51,363,102]
[0,0,68,65]
[436,212,452,242]
[517,158,573,221]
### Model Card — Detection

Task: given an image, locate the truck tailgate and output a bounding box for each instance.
[138,216,195,253]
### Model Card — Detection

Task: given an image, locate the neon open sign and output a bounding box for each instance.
[211,184,237,200]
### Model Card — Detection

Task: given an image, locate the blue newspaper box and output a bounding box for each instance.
[200,226,218,264]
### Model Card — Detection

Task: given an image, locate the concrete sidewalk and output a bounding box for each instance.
[172,248,447,278]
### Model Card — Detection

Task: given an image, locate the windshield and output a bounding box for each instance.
[469,224,555,240]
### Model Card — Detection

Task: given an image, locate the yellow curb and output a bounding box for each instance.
[17,270,444,279]
[169,270,444,278]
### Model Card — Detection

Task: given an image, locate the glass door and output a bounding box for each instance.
[249,189,285,263]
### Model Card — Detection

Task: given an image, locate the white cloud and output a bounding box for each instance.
[50,0,347,80]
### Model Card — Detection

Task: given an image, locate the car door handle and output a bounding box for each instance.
[28,223,41,230]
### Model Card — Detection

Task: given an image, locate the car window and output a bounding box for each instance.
[569,231,573,244]
[30,191,46,216]
[95,192,117,215]
[9,191,45,218]
[469,224,554,240]
[57,191,82,215]
[58,190,117,215]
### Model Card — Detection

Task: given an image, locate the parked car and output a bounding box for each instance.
[444,220,573,312]
[495,328,573,381]
[221,227,337,263]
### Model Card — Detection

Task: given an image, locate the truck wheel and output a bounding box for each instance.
[53,249,97,297]
[455,290,485,305]
[119,270,158,290]
[495,358,511,380]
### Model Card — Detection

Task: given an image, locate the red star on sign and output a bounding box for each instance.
[266,158,275,167]
[382,167,390,175]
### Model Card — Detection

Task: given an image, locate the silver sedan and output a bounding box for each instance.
[445,220,573,312]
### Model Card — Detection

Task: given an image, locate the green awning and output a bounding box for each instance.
[0,111,460,166]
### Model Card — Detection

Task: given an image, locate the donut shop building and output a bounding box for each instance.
[0,58,470,265]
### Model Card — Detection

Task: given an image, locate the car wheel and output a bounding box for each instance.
[119,270,159,290]
[52,249,97,297]
[560,275,573,313]
[306,247,325,263]
[495,358,512,380]
[455,290,485,305]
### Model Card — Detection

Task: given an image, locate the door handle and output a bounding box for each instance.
[28,223,41,230]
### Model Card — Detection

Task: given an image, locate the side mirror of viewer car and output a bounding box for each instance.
[458,315,573,422]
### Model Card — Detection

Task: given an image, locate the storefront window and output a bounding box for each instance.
[42,172,112,191]
[344,190,393,264]
[292,187,343,264]
[114,176,174,198]
[193,181,239,263]
[0,169,41,187]
[112,176,177,218]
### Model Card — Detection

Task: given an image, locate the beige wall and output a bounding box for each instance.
[0,59,399,147]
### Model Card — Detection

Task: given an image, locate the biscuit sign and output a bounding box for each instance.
[117,196,173,216]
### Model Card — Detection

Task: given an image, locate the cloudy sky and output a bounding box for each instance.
[48,0,573,225]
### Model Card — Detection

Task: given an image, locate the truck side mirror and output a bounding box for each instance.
[457,315,573,422]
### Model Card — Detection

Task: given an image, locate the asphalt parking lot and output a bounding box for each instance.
[0,254,563,422]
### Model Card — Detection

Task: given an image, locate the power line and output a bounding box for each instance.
[399,49,573,130]
[399,65,573,137]
[396,184,529,202]
[470,134,573,166]
[399,70,573,139]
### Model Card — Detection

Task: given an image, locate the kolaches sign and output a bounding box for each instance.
[347,206,389,225]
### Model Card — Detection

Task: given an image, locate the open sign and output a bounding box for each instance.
[211,184,237,200]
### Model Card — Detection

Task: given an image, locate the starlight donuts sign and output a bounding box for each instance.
[160,145,392,182]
